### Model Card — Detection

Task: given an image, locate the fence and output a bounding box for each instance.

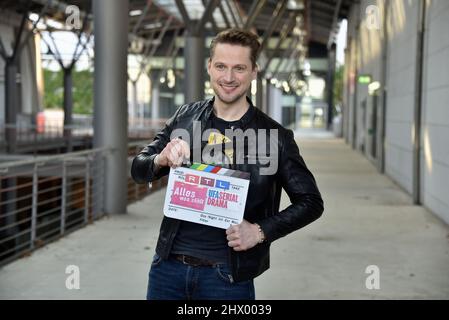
[0,141,166,267]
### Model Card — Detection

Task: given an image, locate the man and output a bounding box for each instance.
[131,29,323,300]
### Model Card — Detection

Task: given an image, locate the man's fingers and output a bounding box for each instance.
[177,140,190,162]
[227,240,240,247]
[173,142,183,157]
[170,143,182,158]
[228,241,245,251]
[180,140,190,159]
[167,144,182,168]
[169,139,190,165]
[167,150,176,165]
[226,225,238,235]
[226,234,239,241]
[158,138,191,168]
[167,151,180,168]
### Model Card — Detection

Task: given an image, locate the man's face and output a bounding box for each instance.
[207,43,257,106]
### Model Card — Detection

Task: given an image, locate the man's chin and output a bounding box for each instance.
[215,92,246,105]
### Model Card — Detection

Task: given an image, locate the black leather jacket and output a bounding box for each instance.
[131,97,324,282]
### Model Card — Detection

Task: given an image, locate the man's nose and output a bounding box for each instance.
[224,69,234,82]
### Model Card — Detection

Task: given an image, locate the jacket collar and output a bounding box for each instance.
[204,96,256,129]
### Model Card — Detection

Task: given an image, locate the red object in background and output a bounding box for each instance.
[36,112,45,133]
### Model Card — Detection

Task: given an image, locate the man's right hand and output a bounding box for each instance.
[154,137,190,169]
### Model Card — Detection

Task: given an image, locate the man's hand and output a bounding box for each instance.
[155,138,190,169]
[226,220,261,251]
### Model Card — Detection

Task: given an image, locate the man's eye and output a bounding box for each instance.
[216,65,225,70]
[235,67,245,72]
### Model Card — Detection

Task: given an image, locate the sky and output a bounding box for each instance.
[336,19,348,66]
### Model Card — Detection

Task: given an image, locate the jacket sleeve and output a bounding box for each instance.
[257,129,324,243]
[131,105,183,184]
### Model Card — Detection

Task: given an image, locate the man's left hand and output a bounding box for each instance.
[226,220,260,251]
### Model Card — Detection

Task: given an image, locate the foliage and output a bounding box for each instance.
[43,68,93,114]
[333,64,344,114]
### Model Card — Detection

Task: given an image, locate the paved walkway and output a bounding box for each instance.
[1,131,448,299]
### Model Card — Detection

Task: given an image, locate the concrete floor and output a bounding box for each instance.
[1,131,448,299]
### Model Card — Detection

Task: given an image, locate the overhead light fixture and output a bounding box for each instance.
[29,13,39,22]
[303,61,311,71]
[368,81,381,95]
[287,0,304,11]
[129,10,143,16]
[144,22,163,29]
[167,69,176,88]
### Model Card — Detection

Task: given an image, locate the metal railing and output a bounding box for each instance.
[0,140,167,267]
[0,123,92,142]
[0,121,166,151]
[0,147,110,266]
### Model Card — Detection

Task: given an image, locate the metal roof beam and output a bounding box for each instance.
[327,0,343,48]
[259,0,288,53]
[175,0,192,32]
[262,12,297,75]
[218,1,231,29]
[244,0,267,30]
[196,0,220,35]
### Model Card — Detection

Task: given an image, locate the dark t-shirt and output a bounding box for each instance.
[170,106,251,263]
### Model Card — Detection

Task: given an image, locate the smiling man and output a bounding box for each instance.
[208,41,256,110]
[131,29,324,300]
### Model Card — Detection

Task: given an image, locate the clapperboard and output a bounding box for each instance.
[163,163,250,229]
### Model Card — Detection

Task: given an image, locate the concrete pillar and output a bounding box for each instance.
[184,34,204,103]
[63,68,73,152]
[151,74,160,121]
[262,78,269,115]
[326,43,336,130]
[3,60,18,249]
[295,95,302,130]
[377,2,389,174]
[256,74,264,111]
[412,0,426,205]
[268,84,282,124]
[93,0,129,215]
[131,80,138,126]
[5,61,17,154]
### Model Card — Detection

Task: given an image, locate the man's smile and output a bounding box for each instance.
[219,83,239,93]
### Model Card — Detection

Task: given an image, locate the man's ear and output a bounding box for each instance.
[207,58,211,75]
[251,63,258,80]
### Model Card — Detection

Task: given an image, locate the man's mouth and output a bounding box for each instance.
[220,84,239,93]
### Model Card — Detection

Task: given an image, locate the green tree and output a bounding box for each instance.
[43,68,63,109]
[333,65,344,114]
[43,68,93,114]
[72,69,93,114]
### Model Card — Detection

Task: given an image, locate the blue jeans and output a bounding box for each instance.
[146,253,255,300]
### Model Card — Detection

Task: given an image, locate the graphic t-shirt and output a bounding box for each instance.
[170,107,251,263]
